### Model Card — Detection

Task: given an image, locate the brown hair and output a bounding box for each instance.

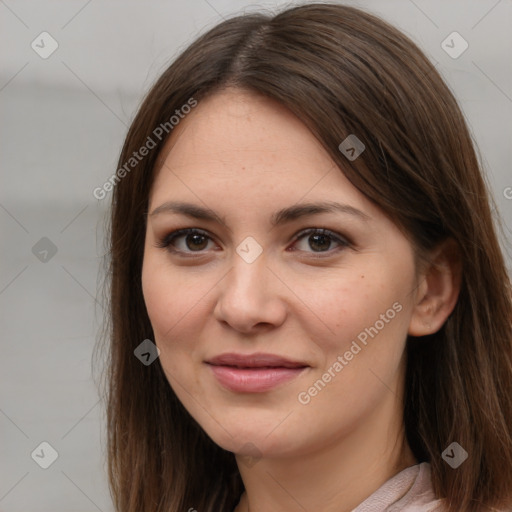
[95,3,512,511]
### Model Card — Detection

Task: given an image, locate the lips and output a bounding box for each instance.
[206,352,308,369]
[205,352,309,392]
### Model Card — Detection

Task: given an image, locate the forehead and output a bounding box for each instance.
[148,88,372,218]
[154,88,329,169]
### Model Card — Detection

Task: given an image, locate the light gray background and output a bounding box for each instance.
[1,1,511,510]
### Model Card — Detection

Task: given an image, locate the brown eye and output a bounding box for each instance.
[307,233,332,251]
[155,228,215,254]
[184,233,209,251]
[292,228,350,255]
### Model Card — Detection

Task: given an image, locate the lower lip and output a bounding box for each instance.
[207,364,308,393]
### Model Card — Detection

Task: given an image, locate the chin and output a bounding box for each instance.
[199,411,290,455]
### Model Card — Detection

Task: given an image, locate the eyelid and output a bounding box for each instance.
[288,228,351,258]
[291,227,351,246]
[154,227,351,257]
[153,228,215,253]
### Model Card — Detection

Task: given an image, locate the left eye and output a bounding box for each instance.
[292,228,349,254]
[155,228,349,256]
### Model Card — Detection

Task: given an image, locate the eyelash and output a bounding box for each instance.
[154,227,351,258]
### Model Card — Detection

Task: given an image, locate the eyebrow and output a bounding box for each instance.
[149,200,371,226]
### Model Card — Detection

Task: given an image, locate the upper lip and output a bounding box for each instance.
[206,352,309,369]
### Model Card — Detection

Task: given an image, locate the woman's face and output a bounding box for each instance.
[142,88,421,460]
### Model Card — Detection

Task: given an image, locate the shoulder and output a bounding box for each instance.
[387,462,442,512]
[390,464,512,512]
[352,462,439,511]
[353,463,512,512]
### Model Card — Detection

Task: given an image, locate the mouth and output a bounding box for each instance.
[205,352,309,393]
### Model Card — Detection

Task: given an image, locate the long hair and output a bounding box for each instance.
[95,3,512,511]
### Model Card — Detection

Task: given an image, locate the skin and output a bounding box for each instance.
[141,88,460,512]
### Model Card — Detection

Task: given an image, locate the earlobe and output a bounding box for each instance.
[407,238,461,337]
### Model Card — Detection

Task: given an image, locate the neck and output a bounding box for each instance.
[233,387,416,512]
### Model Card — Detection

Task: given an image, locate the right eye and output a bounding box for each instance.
[155,228,217,255]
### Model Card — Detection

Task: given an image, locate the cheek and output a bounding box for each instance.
[301,266,409,373]
[298,268,407,350]
[141,251,205,337]
[293,274,410,426]
[141,256,203,384]
[142,258,175,334]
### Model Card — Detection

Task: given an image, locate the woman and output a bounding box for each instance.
[96,3,512,511]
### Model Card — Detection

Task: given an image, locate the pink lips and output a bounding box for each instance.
[205,352,309,393]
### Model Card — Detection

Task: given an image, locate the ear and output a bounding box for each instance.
[408,238,462,336]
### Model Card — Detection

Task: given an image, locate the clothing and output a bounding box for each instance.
[235,462,511,511]
[351,462,443,511]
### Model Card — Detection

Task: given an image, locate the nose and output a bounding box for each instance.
[213,254,287,334]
